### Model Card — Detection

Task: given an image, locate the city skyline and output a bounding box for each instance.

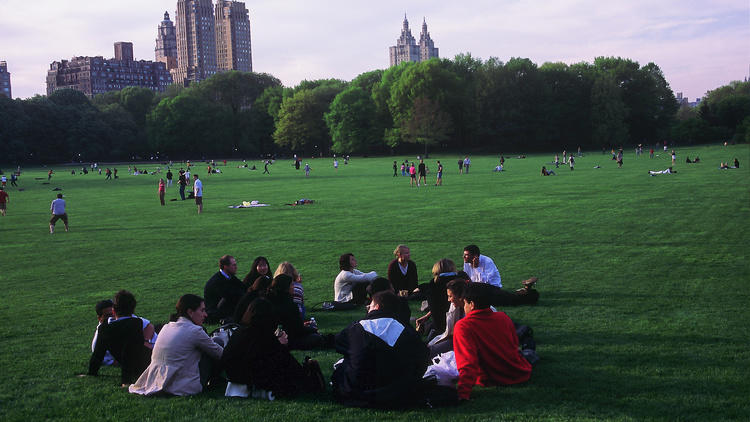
[1,0,748,100]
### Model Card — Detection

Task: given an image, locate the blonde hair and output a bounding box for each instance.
[274,261,300,282]
[431,258,456,278]
[393,244,409,257]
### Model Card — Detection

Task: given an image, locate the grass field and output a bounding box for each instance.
[1,144,748,421]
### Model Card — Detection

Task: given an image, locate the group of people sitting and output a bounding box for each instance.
[84,244,541,407]
[719,158,740,169]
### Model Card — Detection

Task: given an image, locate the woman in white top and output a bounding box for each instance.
[333,253,377,304]
[129,294,223,396]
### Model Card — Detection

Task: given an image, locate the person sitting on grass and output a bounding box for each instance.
[241,256,272,292]
[222,298,325,399]
[91,299,116,367]
[366,277,411,327]
[85,290,153,386]
[129,294,224,396]
[416,259,466,341]
[462,245,540,306]
[386,244,418,296]
[204,255,245,324]
[267,274,324,350]
[427,279,467,358]
[275,261,306,319]
[541,166,555,176]
[334,253,378,305]
[331,291,428,408]
[453,283,532,401]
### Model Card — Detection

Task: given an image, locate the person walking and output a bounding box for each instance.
[178,170,187,201]
[393,161,398,177]
[304,163,311,177]
[463,156,471,173]
[49,193,69,233]
[263,161,270,174]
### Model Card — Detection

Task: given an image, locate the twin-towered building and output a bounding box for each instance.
[0,61,11,98]
[389,15,439,66]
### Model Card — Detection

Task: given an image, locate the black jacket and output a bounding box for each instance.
[88,317,151,384]
[204,271,245,324]
[332,309,428,407]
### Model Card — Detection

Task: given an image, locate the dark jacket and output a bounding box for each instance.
[88,317,151,384]
[332,309,428,407]
[266,292,315,341]
[204,271,245,324]
[222,326,306,397]
[386,259,419,293]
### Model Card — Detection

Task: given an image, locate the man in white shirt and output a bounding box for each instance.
[462,245,501,287]
[193,174,203,213]
[50,193,69,233]
[334,253,378,304]
[462,244,540,306]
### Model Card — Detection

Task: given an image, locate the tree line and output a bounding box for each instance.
[1,55,748,164]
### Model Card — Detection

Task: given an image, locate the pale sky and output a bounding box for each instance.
[1,0,748,100]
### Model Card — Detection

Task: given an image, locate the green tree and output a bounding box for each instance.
[400,96,452,155]
[325,86,381,154]
[591,73,628,146]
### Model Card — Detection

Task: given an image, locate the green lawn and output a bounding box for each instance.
[1,145,748,421]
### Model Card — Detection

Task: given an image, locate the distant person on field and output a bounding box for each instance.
[418,159,427,186]
[48,169,53,181]
[734,158,739,168]
[0,187,8,217]
[193,174,203,213]
[86,290,153,386]
[166,169,173,187]
[393,160,398,177]
[158,178,166,206]
[454,282,532,400]
[463,156,471,173]
[304,163,311,177]
[334,253,378,305]
[569,155,575,171]
[541,166,555,176]
[458,158,463,174]
[436,160,443,185]
[409,162,417,187]
[649,167,676,175]
[178,170,187,200]
[331,291,428,408]
[204,255,245,324]
[129,294,224,396]
[49,193,69,233]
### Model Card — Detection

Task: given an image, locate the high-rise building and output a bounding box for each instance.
[155,11,178,71]
[46,43,172,97]
[215,0,252,72]
[174,0,217,86]
[0,61,11,98]
[418,18,439,62]
[389,15,438,66]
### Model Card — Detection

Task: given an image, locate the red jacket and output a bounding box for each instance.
[453,308,531,399]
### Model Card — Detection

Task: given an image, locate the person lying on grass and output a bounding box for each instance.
[453,283,532,400]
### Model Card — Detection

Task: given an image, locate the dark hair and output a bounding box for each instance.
[367,277,393,297]
[339,253,354,271]
[371,291,399,313]
[95,299,114,317]
[464,244,480,257]
[171,294,204,321]
[446,279,467,298]
[219,255,234,269]
[57,193,63,198]
[268,274,293,297]
[113,290,137,316]
[463,282,494,310]
[243,256,271,285]
[249,275,272,294]
[240,297,277,333]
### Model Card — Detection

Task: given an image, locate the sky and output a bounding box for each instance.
[1,0,748,100]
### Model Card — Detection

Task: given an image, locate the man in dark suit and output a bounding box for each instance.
[87,290,152,386]
[204,255,245,324]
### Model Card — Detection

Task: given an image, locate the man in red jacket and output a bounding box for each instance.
[453,282,531,400]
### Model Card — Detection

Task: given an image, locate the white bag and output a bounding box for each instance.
[423,351,459,386]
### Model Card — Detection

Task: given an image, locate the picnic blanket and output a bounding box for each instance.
[228,200,269,208]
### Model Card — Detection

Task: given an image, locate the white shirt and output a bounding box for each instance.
[51,198,66,215]
[193,179,203,197]
[334,269,377,302]
[463,255,502,287]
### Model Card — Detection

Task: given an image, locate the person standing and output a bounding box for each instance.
[0,187,8,216]
[436,160,443,186]
[393,161,398,177]
[10,173,18,187]
[458,158,463,174]
[417,159,427,187]
[333,159,339,170]
[409,163,417,187]
[263,160,270,174]
[166,169,173,187]
[569,155,575,171]
[671,150,676,166]
[158,178,166,206]
[401,162,406,176]
[49,193,69,233]
[1,175,6,188]
[178,170,187,201]
[193,174,203,214]
[105,168,112,180]
[48,169,54,181]
[113,168,118,179]
[463,156,471,173]
[304,163,311,177]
